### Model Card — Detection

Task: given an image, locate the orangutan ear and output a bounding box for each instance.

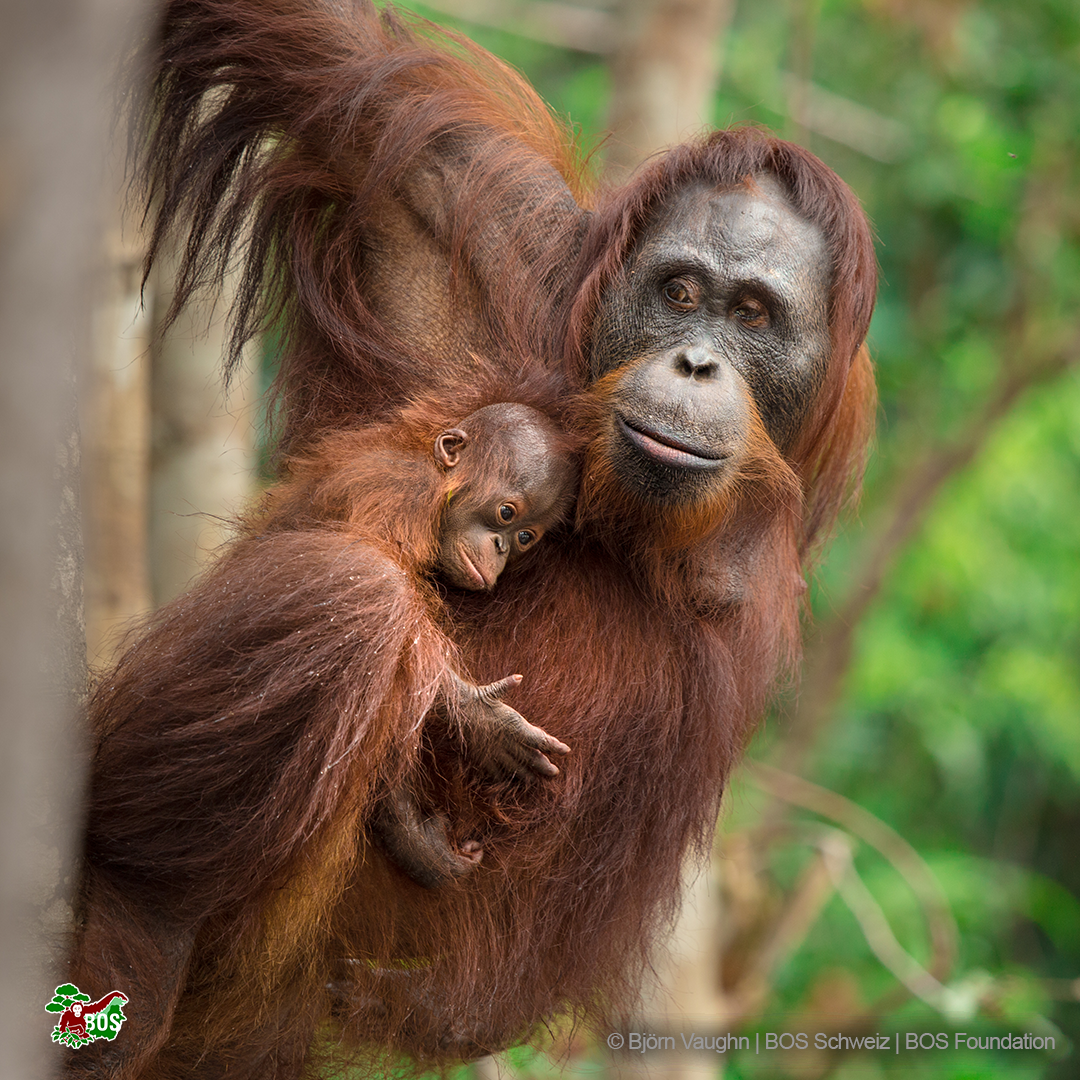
[434,429,470,468]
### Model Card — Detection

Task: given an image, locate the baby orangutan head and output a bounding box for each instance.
[433,403,578,590]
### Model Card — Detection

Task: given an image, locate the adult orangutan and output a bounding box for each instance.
[66,0,876,1076]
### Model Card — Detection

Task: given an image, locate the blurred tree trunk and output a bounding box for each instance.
[0,1,147,1077]
[82,215,154,668]
[629,860,728,1080]
[604,0,734,181]
[147,249,258,608]
[82,241,259,666]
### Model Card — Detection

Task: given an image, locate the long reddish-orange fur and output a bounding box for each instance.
[68,1,877,1076]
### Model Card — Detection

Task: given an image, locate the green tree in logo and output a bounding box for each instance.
[47,984,128,1048]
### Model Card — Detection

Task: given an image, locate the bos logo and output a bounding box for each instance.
[47,984,129,1049]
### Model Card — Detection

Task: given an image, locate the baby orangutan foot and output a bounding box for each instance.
[370,787,483,889]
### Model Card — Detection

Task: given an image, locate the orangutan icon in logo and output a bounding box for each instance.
[47,984,128,1049]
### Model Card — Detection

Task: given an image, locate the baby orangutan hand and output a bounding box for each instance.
[371,672,569,889]
[448,673,570,781]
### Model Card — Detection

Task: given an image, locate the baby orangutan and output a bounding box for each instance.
[268,401,578,888]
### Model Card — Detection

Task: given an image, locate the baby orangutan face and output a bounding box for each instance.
[433,404,577,591]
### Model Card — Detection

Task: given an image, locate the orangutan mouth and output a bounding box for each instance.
[617,415,728,470]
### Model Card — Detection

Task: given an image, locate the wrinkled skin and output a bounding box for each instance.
[369,788,484,891]
[589,176,832,505]
[370,672,572,889]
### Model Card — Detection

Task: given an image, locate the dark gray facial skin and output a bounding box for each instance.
[436,420,574,591]
[588,174,832,504]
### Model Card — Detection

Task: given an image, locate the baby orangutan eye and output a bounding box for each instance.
[517,530,535,547]
[498,504,515,523]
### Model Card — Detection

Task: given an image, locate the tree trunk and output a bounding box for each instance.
[604,0,734,181]
[82,217,154,668]
[148,248,258,608]
[0,1,147,1077]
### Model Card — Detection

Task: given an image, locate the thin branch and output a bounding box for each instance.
[819,832,961,1014]
[839,339,1080,636]
[413,0,617,54]
[782,75,910,163]
[721,838,841,1021]
[745,761,959,982]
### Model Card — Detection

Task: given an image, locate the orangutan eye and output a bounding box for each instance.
[662,279,698,312]
[517,530,535,547]
[498,504,515,523]
[732,298,770,329]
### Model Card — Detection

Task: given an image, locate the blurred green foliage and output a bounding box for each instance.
[401,1,1080,1076]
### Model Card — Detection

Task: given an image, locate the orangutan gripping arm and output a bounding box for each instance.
[139,0,587,443]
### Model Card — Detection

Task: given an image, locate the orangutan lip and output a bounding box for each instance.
[459,550,491,590]
[617,415,726,470]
